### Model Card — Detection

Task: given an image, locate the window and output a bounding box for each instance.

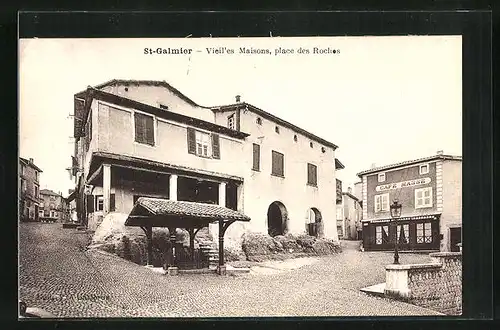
[415,187,433,208]
[307,163,318,186]
[256,117,262,125]
[159,104,169,110]
[336,208,343,220]
[416,222,433,243]
[375,225,389,245]
[397,224,410,244]
[134,112,155,146]
[195,131,211,157]
[21,179,26,192]
[38,209,44,217]
[95,196,104,212]
[378,173,386,182]
[275,126,280,134]
[252,143,260,171]
[34,186,39,199]
[35,171,39,182]
[374,193,389,212]
[293,135,298,142]
[187,128,220,159]
[21,164,26,176]
[50,210,57,218]
[420,164,429,175]
[227,114,235,130]
[271,151,284,177]
[310,142,313,148]
[321,147,326,153]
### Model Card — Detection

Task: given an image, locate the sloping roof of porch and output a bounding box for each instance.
[125,197,250,228]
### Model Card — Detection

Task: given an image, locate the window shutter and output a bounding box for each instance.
[187,127,196,154]
[110,194,116,211]
[134,113,145,143]
[145,116,155,146]
[86,195,94,213]
[211,133,220,159]
[252,143,260,170]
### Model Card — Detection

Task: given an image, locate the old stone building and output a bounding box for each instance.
[337,188,363,240]
[39,189,69,222]
[69,80,343,246]
[19,157,42,222]
[357,151,462,252]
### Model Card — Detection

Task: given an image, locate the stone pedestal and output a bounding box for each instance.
[217,265,227,276]
[167,267,179,276]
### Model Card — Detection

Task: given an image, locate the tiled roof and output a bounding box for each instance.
[356,154,462,177]
[213,102,339,150]
[127,198,250,225]
[19,157,43,172]
[40,189,60,196]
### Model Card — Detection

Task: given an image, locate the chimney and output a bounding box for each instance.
[437,150,444,155]
[29,158,33,163]
[235,95,241,103]
[370,163,377,169]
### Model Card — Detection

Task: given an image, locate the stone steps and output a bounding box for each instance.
[197,239,219,268]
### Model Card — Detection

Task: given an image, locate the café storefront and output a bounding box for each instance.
[362,213,441,251]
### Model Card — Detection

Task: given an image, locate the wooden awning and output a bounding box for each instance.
[125,197,250,228]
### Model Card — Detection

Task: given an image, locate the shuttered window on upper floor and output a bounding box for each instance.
[271,151,284,177]
[252,143,260,171]
[134,112,155,146]
[307,163,318,186]
[187,127,220,159]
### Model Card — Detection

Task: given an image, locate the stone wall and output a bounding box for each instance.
[385,252,462,315]
[408,252,462,315]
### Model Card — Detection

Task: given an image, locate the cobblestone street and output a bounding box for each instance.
[19,223,443,318]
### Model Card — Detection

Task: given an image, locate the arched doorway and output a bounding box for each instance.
[267,201,288,237]
[306,208,323,237]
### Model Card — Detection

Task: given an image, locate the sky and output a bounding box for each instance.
[19,36,462,196]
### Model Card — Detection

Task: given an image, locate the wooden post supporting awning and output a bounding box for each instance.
[124,197,250,274]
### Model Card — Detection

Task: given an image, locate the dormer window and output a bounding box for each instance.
[378,173,386,182]
[420,164,429,175]
[228,114,235,130]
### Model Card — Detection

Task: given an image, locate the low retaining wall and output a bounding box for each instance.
[385,252,462,315]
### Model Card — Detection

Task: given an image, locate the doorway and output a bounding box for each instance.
[267,201,287,237]
[449,227,462,252]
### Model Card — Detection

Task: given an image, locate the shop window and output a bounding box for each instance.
[416,222,432,243]
[415,187,433,208]
[397,224,410,244]
[375,225,389,245]
[378,172,386,182]
[374,193,389,212]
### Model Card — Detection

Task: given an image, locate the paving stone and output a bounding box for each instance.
[19,223,442,318]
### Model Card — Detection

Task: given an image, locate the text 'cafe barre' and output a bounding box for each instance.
[375,178,431,192]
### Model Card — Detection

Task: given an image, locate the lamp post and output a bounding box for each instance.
[390,199,402,264]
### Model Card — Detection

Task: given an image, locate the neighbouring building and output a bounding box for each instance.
[19,157,42,222]
[339,187,363,240]
[69,79,343,245]
[67,189,78,222]
[39,189,70,223]
[335,178,344,238]
[357,151,462,252]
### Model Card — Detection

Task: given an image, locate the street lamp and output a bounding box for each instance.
[390,199,402,264]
